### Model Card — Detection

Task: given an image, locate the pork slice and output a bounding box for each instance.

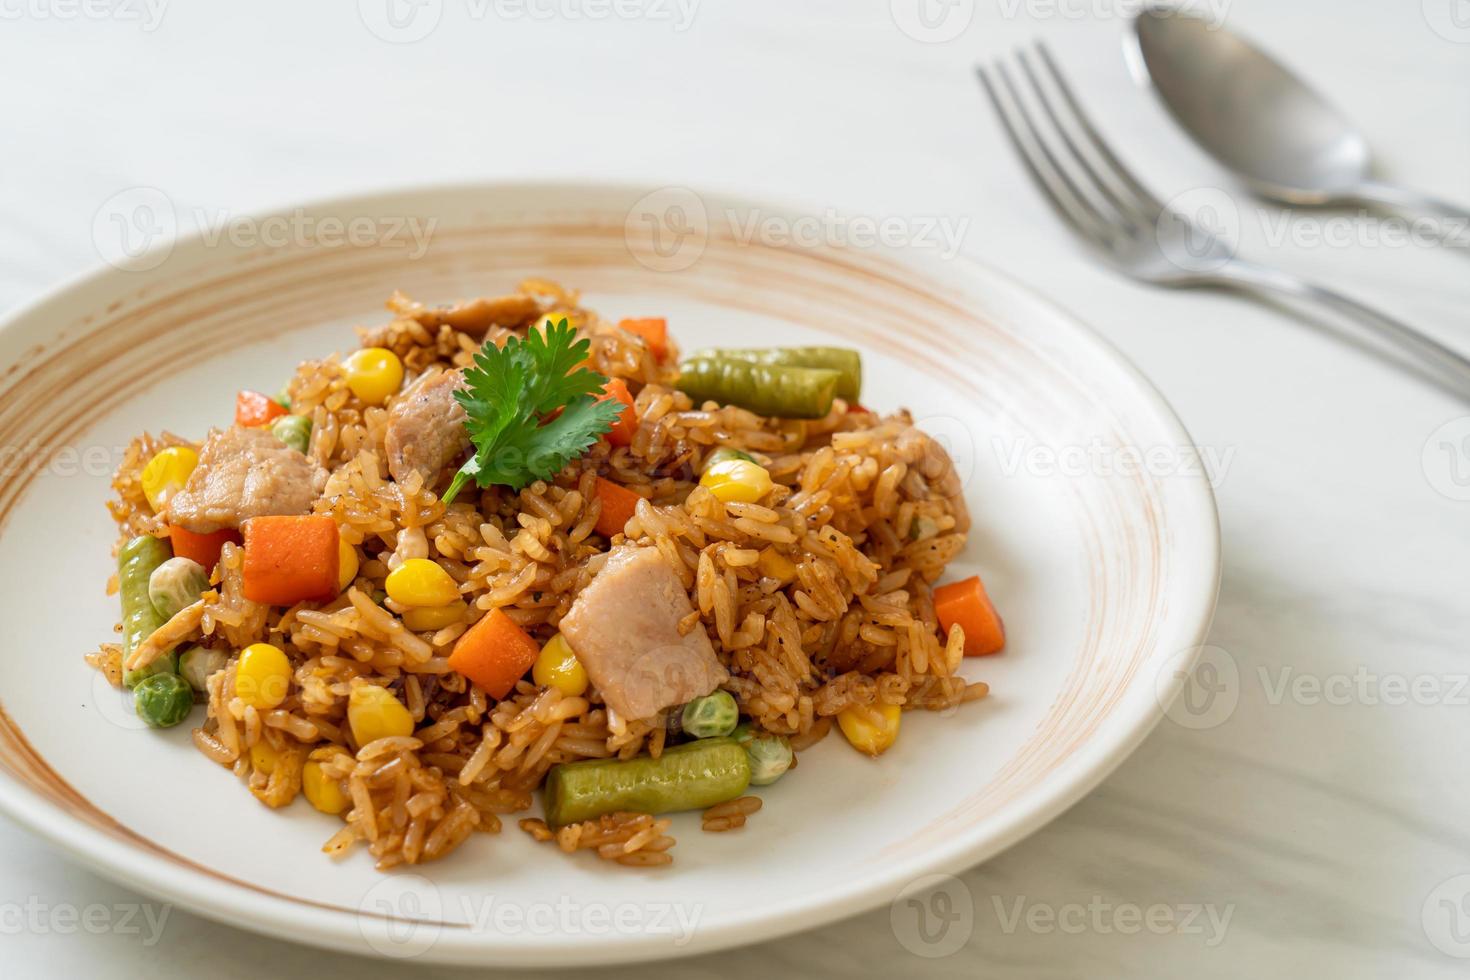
[384,369,471,486]
[165,426,327,533]
[559,546,729,721]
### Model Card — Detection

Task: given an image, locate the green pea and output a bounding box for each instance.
[688,347,861,401]
[543,737,750,826]
[681,690,739,738]
[178,645,227,694]
[733,723,793,786]
[274,385,293,411]
[119,535,175,690]
[677,357,839,420]
[148,557,208,620]
[133,673,194,728]
[270,414,312,454]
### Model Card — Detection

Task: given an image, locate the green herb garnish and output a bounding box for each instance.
[442,319,622,505]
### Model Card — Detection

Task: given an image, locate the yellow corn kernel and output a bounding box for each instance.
[348,684,415,747]
[757,547,797,585]
[699,458,773,504]
[537,309,584,332]
[302,759,349,815]
[342,347,404,406]
[532,633,588,697]
[139,446,199,513]
[837,702,902,757]
[385,557,460,607]
[249,740,281,774]
[235,642,292,710]
[337,538,360,592]
[402,600,467,632]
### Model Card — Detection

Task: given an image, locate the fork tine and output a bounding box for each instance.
[975,62,1117,249]
[1014,46,1151,234]
[1030,42,1166,218]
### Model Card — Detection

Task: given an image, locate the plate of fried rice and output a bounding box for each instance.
[0,183,1218,965]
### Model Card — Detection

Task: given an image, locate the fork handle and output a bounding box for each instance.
[1216,260,1470,394]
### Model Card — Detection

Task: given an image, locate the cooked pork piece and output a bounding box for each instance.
[165,426,327,533]
[384,369,471,486]
[559,546,729,721]
[387,290,542,337]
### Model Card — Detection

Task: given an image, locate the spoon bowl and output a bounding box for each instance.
[1128,6,1470,229]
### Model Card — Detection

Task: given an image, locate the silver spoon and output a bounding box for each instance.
[1127,7,1470,236]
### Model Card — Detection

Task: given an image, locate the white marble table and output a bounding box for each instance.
[3,1,1469,976]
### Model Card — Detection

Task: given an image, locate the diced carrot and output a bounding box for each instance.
[596,377,637,447]
[618,318,669,361]
[933,574,1005,656]
[593,477,642,538]
[236,390,288,428]
[241,515,340,606]
[166,524,241,573]
[448,608,542,700]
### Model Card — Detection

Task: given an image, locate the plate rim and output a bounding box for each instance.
[0,178,1221,965]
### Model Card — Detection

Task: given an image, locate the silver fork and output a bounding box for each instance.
[977,43,1470,395]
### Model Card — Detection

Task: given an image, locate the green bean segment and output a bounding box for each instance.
[119,535,175,689]
[677,357,839,420]
[688,347,861,402]
[543,737,751,826]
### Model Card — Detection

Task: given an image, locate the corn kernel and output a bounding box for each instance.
[342,347,404,406]
[699,458,773,504]
[139,446,198,513]
[348,684,415,747]
[837,702,901,757]
[385,558,460,607]
[402,600,467,632]
[235,642,291,710]
[249,740,281,774]
[337,539,360,592]
[537,309,584,332]
[532,633,588,697]
[758,547,797,584]
[302,759,349,815]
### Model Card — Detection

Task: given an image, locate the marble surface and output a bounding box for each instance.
[3,1,1469,976]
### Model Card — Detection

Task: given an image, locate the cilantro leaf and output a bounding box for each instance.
[441,319,621,504]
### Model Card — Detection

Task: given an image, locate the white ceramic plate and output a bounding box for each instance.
[0,183,1218,966]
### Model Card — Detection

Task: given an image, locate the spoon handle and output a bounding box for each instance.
[1215,259,1470,394]
[1352,180,1470,242]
